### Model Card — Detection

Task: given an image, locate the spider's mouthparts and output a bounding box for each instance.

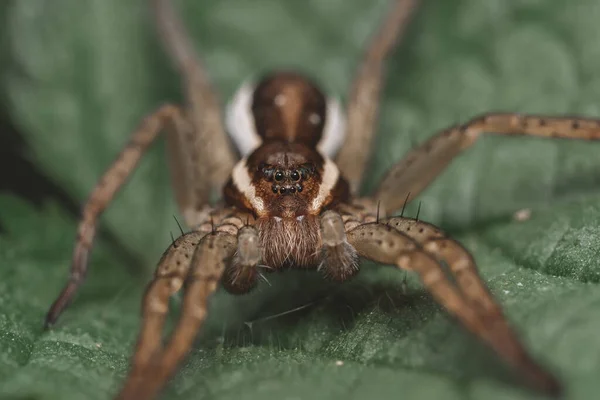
[271,183,303,195]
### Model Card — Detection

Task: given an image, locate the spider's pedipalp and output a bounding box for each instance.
[318,210,359,281]
[196,209,261,293]
[123,231,206,391]
[347,222,562,396]
[45,104,191,328]
[223,225,262,294]
[336,0,420,193]
[117,231,237,400]
[375,113,600,214]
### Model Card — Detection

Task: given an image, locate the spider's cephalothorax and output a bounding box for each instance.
[223,72,350,269]
[44,1,600,399]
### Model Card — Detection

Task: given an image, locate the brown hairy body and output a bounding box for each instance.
[255,214,321,268]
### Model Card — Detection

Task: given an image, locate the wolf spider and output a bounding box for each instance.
[43,0,600,398]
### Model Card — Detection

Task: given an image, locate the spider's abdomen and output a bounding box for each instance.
[225,71,346,157]
[255,214,321,269]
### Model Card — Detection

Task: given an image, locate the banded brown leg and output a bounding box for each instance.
[383,216,500,315]
[120,231,207,393]
[152,0,237,190]
[45,104,201,327]
[117,209,258,399]
[116,231,237,400]
[375,113,600,214]
[347,222,562,396]
[336,0,420,193]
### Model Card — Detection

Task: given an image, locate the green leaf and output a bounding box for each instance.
[2,0,600,400]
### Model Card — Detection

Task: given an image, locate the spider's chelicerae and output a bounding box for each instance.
[43,0,600,399]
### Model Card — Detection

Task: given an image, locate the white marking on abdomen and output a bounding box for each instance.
[317,97,346,157]
[226,81,262,156]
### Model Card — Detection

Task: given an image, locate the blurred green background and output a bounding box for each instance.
[0,0,599,399]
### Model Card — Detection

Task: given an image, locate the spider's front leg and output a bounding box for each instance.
[117,214,259,400]
[195,211,261,294]
[346,222,562,397]
[383,216,501,316]
[121,230,207,392]
[123,232,236,400]
[382,216,552,387]
[375,113,600,213]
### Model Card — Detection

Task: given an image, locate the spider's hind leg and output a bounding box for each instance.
[335,0,420,193]
[152,0,237,190]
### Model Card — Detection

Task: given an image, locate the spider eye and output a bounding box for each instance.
[274,171,284,181]
[290,170,300,181]
[261,164,274,179]
[298,164,314,180]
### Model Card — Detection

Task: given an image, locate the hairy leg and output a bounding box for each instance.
[318,210,359,281]
[335,0,420,193]
[116,231,237,400]
[152,0,237,190]
[122,231,207,391]
[374,113,600,213]
[383,216,500,315]
[222,225,262,294]
[334,198,381,230]
[163,107,212,227]
[347,222,561,396]
[45,104,193,327]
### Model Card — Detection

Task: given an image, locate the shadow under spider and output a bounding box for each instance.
[190,267,433,346]
[193,268,541,394]
[238,277,433,344]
